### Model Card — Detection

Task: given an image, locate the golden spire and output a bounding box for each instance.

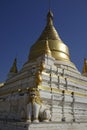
[47,10,53,26]
[29,10,70,62]
[82,58,87,74]
[9,58,18,73]
[37,10,60,40]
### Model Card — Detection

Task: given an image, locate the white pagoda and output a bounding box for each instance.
[0,10,87,130]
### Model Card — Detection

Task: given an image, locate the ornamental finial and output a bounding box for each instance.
[10,58,18,73]
[82,58,87,76]
[45,39,52,56]
[47,9,53,26]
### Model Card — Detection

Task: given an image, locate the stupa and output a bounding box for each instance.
[0,9,87,130]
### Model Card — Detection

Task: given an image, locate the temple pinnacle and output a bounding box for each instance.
[29,10,70,62]
[82,58,87,76]
[47,10,53,26]
[9,58,18,73]
[45,39,52,56]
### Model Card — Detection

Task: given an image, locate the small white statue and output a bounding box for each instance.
[27,88,51,123]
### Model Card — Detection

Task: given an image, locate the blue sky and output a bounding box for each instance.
[0,0,87,82]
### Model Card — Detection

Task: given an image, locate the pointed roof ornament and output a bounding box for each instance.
[82,58,87,75]
[37,9,60,41]
[45,38,52,56]
[47,10,53,26]
[47,0,53,25]
[9,58,18,73]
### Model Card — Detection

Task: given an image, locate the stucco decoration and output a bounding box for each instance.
[27,88,51,123]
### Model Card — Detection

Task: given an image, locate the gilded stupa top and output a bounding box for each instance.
[37,10,61,41]
[29,10,70,61]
